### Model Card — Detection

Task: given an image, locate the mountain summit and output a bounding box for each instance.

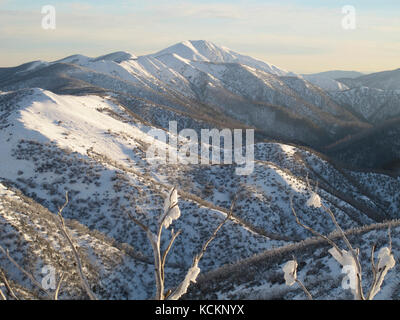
[151,40,292,76]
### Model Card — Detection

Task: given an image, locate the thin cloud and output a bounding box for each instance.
[0,1,399,73]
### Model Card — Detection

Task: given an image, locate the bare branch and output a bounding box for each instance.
[168,197,236,300]
[127,212,149,233]
[295,279,313,300]
[0,268,19,300]
[0,244,51,299]
[0,288,6,300]
[196,203,234,264]
[367,244,377,300]
[288,255,312,300]
[161,229,182,282]
[321,203,355,253]
[57,192,97,300]
[290,196,342,253]
[54,272,64,301]
[371,244,377,281]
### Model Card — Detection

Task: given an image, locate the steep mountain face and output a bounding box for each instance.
[329,87,400,123]
[301,71,365,92]
[324,118,400,170]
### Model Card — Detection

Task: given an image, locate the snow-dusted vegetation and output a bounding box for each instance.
[1,41,399,300]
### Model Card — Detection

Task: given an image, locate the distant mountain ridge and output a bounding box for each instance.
[338,68,400,91]
[0,40,371,149]
[1,40,400,170]
[304,70,365,80]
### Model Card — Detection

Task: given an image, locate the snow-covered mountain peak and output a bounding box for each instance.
[56,54,91,65]
[150,40,292,76]
[152,40,212,61]
[93,51,137,63]
[54,51,137,67]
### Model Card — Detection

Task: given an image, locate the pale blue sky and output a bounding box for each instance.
[0,0,399,73]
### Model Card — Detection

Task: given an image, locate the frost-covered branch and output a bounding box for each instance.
[287,182,395,300]
[167,198,235,300]
[366,226,396,300]
[320,202,365,300]
[128,187,182,300]
[290,196,341,253]
[282,259,312,300]
[129,188,235,300]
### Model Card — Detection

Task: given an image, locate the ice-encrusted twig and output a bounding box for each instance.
[282,258,312,300]
[128,187,182,300]
[129,187,235,300]
[290,178,395,300]
[167,197,236,300]
[321,202,364,300]
[367,226,396,300]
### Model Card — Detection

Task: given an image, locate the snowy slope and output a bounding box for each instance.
[186,220,400,300]
[1,88,399,300]
[0,88,287,298]
[302,74,349,91]
[339,68,400,91]
[329,87,400,123]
